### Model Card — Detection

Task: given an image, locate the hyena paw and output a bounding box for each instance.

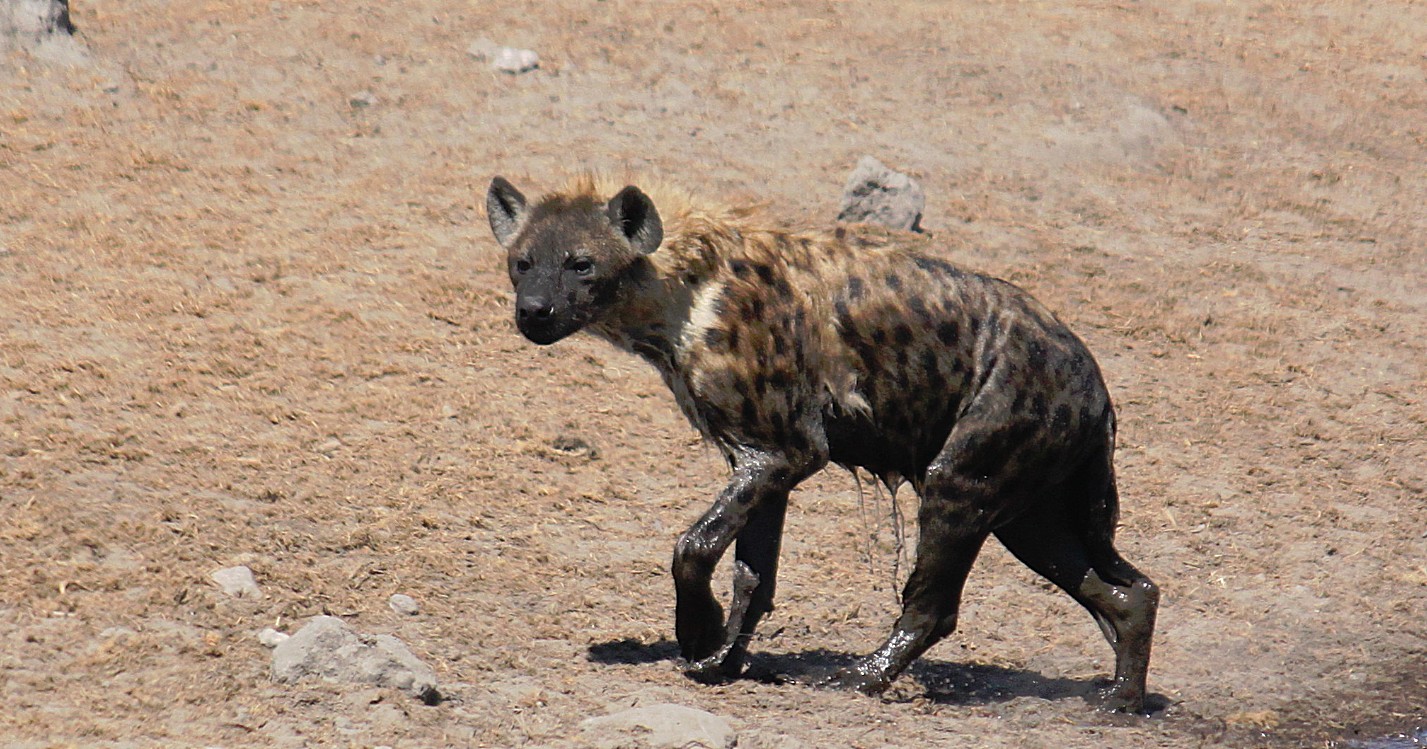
[817,663,891,695]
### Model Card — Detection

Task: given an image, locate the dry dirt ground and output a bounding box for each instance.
[2,2,1425,747]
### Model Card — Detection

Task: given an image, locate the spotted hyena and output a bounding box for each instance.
[484,174,1160,712]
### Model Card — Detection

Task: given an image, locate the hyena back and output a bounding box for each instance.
[485,175,1159,712]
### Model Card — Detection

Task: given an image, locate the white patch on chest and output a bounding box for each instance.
[668,280,728,436]
[679,280,727,355]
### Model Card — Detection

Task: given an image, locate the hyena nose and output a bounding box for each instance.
[517,298,555,321]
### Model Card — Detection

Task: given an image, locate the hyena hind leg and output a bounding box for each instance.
[993,499,1159,713]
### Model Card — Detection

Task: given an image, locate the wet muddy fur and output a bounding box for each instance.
[486,175,1160,713]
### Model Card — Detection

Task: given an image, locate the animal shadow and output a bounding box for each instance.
[587,638,682,666]
[586,640,1167,714]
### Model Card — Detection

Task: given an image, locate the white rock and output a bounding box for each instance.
[211,565,263,599]
[492,47,539,74]
[581,703,736,749]
[257,627,289,648]
[388,593,419,616]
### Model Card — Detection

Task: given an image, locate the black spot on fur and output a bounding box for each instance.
[789,430,810,452]
[741,398,758,425]
[885,273,903,291]
[704,328,728,351]
[894,325,914,346]
[754,264,776,285]
[908,294,929,317]
[731,260,752,279]
[936,321,959,345]
[921,350,940,377]
[848,276,865,300]
[912,255,958,275]
[871,328,887,345]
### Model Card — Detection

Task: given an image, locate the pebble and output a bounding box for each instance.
[491,47,539,74]
[349,91,378,109]
[388,593,419,616]
[210,565,263,599]
[257,627,289,648]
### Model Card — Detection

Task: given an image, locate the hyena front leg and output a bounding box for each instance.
[673,449,822,679]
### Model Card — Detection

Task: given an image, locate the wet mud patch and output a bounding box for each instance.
[1272,659,1427,749]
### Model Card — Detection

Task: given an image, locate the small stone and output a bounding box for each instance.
[491,47,539,74]
[581,704,736,749]
[257,628,289,648]
[349,91,378,109]
[211,565,262,599]
[837,156,926,232]
[272,616,440,704]
[388,594,419,616]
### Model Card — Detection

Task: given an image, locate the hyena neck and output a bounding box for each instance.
[588,268,699,377]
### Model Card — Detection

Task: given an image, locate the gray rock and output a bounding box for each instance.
[388,593,419,616]
[257,627,289,648]
[2,0,73,42]
[492,47,539,74]
[1,0,86,63]
[580,703,736,749]
[211,565,262,599]
[349,91,378,109]
[837,156,925,232]
[271,616,440,704]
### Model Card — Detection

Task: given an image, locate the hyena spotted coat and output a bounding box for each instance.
[485,174,1160,712]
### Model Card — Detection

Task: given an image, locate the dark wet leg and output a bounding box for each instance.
[706,494,789,677]
[674,450,820,677]
[822,499,991,694]
[994,506,1159,713]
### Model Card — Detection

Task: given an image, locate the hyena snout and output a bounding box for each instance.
[514,289,578,345]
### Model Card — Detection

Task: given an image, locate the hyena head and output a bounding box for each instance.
[486,177,663,345]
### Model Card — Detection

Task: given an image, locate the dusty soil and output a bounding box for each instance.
[3,2,1425,747]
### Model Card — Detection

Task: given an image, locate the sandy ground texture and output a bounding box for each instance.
[2,1,1425,747]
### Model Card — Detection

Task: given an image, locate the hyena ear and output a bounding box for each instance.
[486,176,528,247]
[606,185,663,255]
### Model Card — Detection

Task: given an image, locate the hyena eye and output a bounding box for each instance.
[515,259,532,274]
[571,258,595,276]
